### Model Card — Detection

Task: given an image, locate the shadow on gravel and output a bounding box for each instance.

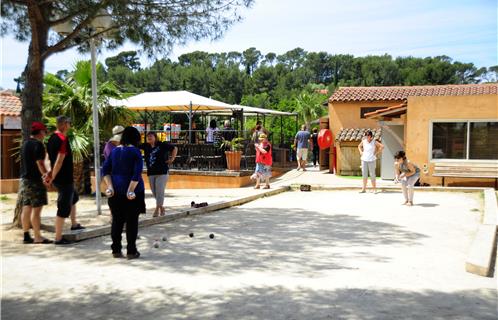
[1,206,426,277]
[2,286,496,320]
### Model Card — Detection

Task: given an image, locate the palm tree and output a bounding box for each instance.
[43,60,135,193]
[293,91,326,130]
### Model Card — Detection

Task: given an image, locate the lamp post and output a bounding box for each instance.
[53,10,112,215]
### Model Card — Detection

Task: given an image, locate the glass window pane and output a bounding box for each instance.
[469,122,498,160]
[432,122,467,159]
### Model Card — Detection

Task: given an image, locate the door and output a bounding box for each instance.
[381,124,404,180]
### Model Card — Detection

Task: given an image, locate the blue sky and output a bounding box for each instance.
[1,0,496,89]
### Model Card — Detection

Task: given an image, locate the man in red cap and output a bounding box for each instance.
[20,121,53,244]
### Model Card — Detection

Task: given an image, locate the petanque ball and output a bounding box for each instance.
[153,242,159,248]
[191,201,196,207]
[189,232,194,238]
[162,236,167,241]
[209,233,215,239]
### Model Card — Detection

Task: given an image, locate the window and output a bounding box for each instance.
[469,122,498,159]
[431,121,498,160]
[360,107,387,119]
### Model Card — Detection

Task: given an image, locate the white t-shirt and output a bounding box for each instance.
[361,138,377,162]
[206,127,219,143]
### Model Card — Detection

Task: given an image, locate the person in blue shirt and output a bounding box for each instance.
[102,126,145,260]
[293,124,312,171]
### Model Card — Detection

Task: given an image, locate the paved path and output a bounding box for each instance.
[2,190,495,319]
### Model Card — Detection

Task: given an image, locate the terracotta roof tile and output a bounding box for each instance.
[329,83,498,102]
[335,128,382,142]
[0,91,21,116]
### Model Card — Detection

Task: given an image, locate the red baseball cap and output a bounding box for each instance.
[31,121,47,132]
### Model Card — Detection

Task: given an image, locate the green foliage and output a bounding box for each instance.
[72,48,498,145]
[43,60,135,160]
[220,137,245,152]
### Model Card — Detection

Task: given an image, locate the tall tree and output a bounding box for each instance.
[242,47,262,75]
[1,0,254,141]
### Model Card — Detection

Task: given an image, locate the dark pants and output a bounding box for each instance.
[53,183,79,218]
[312,148,319,166]
[108,193,144,254]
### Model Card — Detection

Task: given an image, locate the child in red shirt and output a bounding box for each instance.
[252,133,272,189]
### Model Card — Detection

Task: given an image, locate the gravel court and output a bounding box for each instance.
[2,190,496,320]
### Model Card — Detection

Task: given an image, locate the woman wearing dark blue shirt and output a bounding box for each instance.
[102,127,145,260]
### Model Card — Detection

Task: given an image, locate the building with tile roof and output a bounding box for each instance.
[0,91,22,184]
[327,83,498,186]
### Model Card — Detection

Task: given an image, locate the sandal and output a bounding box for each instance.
[263,185,270,189]
[254,185,260,189]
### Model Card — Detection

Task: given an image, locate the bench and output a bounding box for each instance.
[433,161,498,188]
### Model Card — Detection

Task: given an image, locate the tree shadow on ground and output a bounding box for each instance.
[2,286,495,320]
[1,205,426,277]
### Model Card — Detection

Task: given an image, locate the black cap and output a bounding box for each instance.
[56,115,71,124]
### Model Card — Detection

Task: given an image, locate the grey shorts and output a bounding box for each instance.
[361,161,376,180]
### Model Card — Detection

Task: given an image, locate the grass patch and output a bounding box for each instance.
[0,195,9,201]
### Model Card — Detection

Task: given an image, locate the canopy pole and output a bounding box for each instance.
[188,101,193,144]
[280,115,283,146]
[144,111,149,142]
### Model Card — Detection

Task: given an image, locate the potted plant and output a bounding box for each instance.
[220,137,245,171]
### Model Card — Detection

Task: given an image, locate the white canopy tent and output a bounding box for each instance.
[110,90,235,141]
[111,91,298,143]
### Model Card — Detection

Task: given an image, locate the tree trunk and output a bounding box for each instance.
[13,5,49,228]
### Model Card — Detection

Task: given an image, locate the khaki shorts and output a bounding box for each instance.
[20,179,48,208]
[297,148,308,161]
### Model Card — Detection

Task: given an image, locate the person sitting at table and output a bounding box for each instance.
[206,119,219,144]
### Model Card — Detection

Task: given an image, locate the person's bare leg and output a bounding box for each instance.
[265,176,270,188]
[401,183,409,204]
[31,206,44,242]
[21,205,32,233]
[55,216,65,241]
[372,179,377,193]
[408,187,415,206]
[255,177,260,188]
[70,204,78,227]
[361,178,367,192]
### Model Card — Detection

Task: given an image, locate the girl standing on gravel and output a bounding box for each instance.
[252,133,273,189]
[394,151,420,206]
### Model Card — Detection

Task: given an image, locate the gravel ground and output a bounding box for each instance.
[1,190,496,320]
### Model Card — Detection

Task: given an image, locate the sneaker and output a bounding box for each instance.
[70,224,86,231]
[126,252,141,260]
[112,252,124,258]
[54,238,72,245]
[34,238,53,244]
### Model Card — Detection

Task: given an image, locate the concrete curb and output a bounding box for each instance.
[51,186,290,242]
[465,188,497,277]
